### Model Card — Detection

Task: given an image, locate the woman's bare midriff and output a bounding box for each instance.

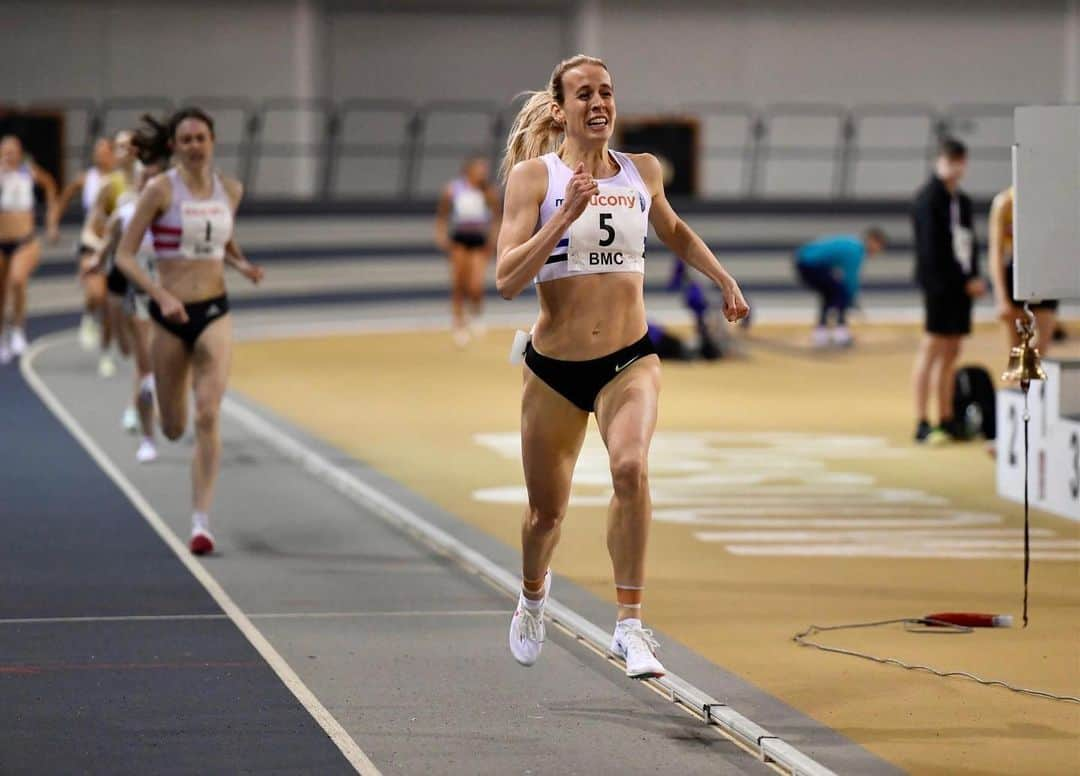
[157,259,227,303]
[0,211,34,241]
[533,273,647,359]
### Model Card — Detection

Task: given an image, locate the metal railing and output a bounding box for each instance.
[20,96,1017,200]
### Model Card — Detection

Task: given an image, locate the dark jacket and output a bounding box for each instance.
[911,175,979,295]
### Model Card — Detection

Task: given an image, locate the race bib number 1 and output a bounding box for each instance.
[179,201,232,260]
[567,187,646,274]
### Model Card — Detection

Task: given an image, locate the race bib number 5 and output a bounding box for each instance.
[567,187,647,274]
[180,201,232,260]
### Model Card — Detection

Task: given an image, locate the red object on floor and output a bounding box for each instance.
[189,533,214,556]
[924,612,1013,628]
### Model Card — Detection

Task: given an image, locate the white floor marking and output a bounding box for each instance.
[22,333,382,776]
[473,430,1077,561]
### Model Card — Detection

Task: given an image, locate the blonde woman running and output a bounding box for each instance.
[89,152,170,463]
[116,109,263,555]
[86,129,140,379]
[496,56,748,678]
[0,135,59,363]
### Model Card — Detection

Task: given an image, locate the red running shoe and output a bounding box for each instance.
[189,528,215,556]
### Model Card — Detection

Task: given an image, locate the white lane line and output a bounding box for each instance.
[247,610,506,620]
[0,610,509,626]
[0,614,229,625]
[21,333,381,776]
[221,395,838,776]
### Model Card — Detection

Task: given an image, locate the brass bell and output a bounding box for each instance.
[1001,306,1047,388]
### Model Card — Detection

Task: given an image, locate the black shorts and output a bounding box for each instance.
[451,231,486,250]
[148,294,230,350]
[0,233,35,260]
[1004,262,1059,312]
[923,290,972,336]
[524,333,657,413]
[106,265,129,297]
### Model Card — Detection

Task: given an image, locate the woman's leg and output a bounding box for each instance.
[466,248,488,322]
[9,238,40,328]
[151,324,193,441]
[190,315,233,517]
[509,368,589,666]
[448,244,469,337]
[131,316,156,441]
[107,296,132,358]
[594,356,661,622]
[0,255,9,346]
[519,371,590,596]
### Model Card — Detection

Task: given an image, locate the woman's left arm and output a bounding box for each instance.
[223,178,263,284]
[637,154,749,322]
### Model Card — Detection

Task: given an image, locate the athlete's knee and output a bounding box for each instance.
[611,453,648,497]
[194,401,220,435]
[526,504,565,534]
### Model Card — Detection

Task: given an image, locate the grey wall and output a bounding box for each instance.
[598,1,1066,110]
[4,1,1070,108]
[2,0,1073,197]
[3,1,301,104]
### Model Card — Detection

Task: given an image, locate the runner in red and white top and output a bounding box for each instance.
[116,108,263,556]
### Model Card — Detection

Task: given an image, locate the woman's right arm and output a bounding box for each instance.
[84,213,123,275]
[495,159,595,299]
[116,177,187,323]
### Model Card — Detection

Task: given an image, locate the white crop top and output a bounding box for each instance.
[0,164,34,213]
[533,150,650,284]
[117,200,154,258]
[150,168,233,261]
[82,167,104,213]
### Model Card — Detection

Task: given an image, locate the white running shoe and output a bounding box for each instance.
[0,340,11,365]
[135,439,157,464]
[509,571,550,667]
[831,326,854,348]
[611,619,666,679]
[98,354,116,378]
[810,326,831,349]
[452,328,471,349]
[122,405,139,434]
[79,314,98,351]
[9,327,27,356]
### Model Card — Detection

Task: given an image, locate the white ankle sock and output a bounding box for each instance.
[617,617,642,629]
[520,593,544,611]
[192,512,210,532]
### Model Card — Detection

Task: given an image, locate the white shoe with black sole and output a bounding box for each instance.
[611,619,666,679]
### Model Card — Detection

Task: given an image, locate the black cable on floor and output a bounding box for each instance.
[793,618,1080,704]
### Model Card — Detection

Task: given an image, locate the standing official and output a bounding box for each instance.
[911,138,986,444]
